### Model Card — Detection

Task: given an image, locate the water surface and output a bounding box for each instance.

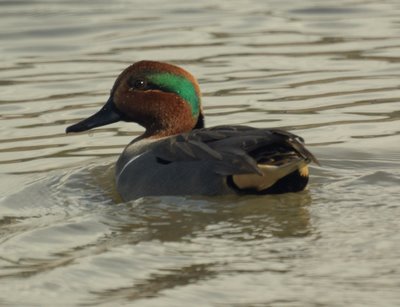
[1,0,400,306]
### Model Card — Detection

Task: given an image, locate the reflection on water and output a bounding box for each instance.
[1,167,313,305]
[1,0,400,305]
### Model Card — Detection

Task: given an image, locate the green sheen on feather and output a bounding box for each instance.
[148,73,200,117]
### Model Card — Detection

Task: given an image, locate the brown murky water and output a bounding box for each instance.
[1,0,400,306]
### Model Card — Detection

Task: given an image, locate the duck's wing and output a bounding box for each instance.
[116,126,319,200]
[154,125,319,172]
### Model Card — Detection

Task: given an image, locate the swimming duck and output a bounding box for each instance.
[66,60,319,201]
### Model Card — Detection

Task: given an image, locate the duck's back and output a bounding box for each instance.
[116,125,318,200]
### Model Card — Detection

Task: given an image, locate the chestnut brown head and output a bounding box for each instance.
[66,61,204,138]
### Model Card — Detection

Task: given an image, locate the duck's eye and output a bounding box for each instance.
[129,79,147,90]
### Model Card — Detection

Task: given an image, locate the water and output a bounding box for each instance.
[1,0,400,305]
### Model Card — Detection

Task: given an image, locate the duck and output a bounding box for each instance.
[66,60,319,201]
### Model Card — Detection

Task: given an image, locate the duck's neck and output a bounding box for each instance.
[135,111,205,142]
[133,121,192,142]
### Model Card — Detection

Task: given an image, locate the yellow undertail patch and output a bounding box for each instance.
[233,159,307,191]
[299,165,309,177]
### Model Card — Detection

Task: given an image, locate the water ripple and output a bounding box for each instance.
[1,0,400,305]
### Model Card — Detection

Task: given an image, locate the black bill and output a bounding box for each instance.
[66,97,122,133]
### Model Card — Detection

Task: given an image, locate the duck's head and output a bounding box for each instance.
[66,60,204,138]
